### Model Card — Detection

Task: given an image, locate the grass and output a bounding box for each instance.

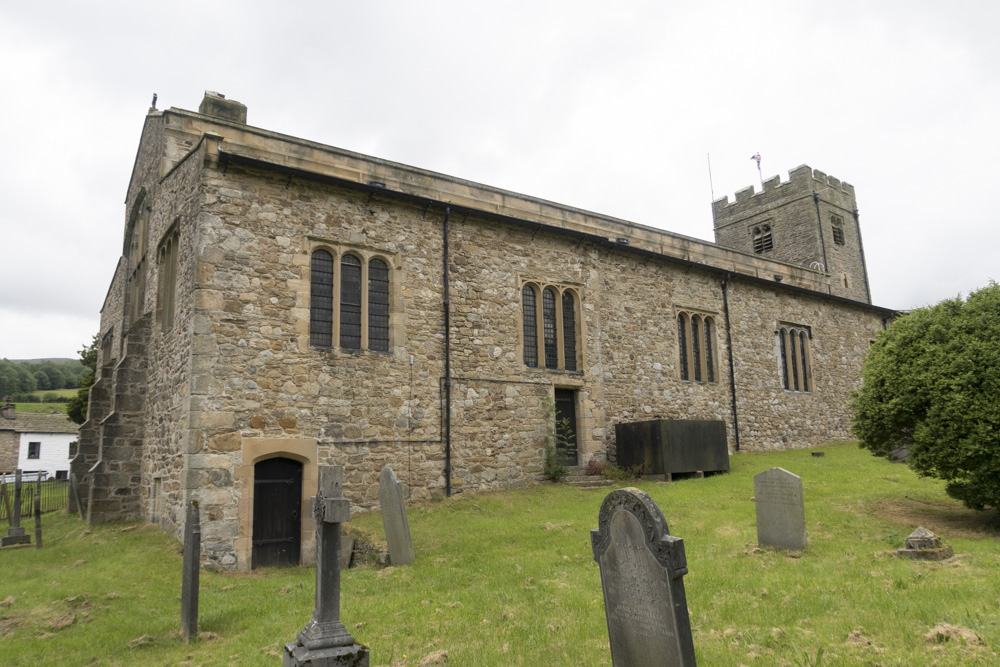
[11,389,76,414]
[1,442,998,665]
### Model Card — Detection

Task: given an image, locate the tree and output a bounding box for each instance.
[851,283,1000,510]
[66,334,100,425]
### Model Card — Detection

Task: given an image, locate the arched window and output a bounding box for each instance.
[309,248,393,352]
[156,222,180,331]
[562,291,577,371]
[521,281,582,372]
[310,250,334,347]
[677,313,689,380]
[778,324,812,392]
[339,254,362,349]
[542,288,558,369]
[677,310,718,383]
[368,258,390,352]
[752,224,773,253]
[522,285,538,367]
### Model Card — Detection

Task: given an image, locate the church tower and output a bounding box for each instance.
[712,165,871,303]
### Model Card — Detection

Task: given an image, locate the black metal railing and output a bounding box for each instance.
[0,479,69,527]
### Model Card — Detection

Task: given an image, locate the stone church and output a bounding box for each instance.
[72,92,894,569]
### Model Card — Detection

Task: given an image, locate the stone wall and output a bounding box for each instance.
[0,428,18,473]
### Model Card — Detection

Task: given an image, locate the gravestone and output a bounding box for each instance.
[285,466,369,666]
[754,467,806,551]
[896,526,953,561]
[2,471,31,547]
[378,466,414,566]
[591,488,697,666]
[181,500,201,642]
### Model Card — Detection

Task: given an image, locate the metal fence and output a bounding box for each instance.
[0,478,69,527]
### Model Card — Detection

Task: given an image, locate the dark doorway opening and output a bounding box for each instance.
[554,388,579,466]
[252,457,302,569]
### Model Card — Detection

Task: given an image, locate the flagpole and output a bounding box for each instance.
[707,153,715,202]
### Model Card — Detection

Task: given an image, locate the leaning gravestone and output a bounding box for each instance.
[285,466,369,666]
[378,466,414,566]
[754,467,806,551]
[591,488,697,666]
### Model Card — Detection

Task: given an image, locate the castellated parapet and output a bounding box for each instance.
[712,165,856,221]
[713,165,870,303]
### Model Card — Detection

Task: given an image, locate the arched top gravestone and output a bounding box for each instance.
[591,488,697,666]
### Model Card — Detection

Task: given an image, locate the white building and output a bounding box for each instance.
[0,401,78,480]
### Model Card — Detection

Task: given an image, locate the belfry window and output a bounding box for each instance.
[752,224,773,253]
[521,281,581,372]
[831,215,845,246]
[778,324,812,392]
[309,247,393,352]
[677,310,718,383]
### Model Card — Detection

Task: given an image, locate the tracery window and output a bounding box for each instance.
[778,324,812,392]
[521,281,581,371]
[309,247,393,352]
[677,311,718,382]
[752,224,773,253]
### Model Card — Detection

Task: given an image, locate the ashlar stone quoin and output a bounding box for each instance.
[754,467,807,551]
[591,487,697,666]
[378,466,415,566]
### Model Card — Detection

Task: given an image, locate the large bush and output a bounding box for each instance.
[852,283,1000,510]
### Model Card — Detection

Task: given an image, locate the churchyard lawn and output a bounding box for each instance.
[1,441,998,665]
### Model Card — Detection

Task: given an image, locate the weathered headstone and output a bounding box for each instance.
[591,488,697,666]
[896,526,953,561]
[181,500,201,642]
[754,467,806,551]
[285,466,369,666]
[2,471,31,547]
[378,466,414,566]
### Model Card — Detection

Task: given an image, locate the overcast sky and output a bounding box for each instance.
[2,1,997,360]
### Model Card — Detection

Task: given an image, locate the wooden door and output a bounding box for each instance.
[554,389,579,466]
[252,457,302,569]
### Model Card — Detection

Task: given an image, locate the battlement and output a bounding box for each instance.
[712,165,856,226]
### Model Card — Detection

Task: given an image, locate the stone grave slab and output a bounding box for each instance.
[379,466,414,566]
[754,467,806,551]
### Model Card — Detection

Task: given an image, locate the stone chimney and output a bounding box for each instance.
[0,397,14,420]
[198,91,247,124]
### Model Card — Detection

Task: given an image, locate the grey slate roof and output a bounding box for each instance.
[0,412,78,435]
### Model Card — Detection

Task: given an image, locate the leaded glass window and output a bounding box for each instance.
[368,258,390,352]
[339,254,362,349]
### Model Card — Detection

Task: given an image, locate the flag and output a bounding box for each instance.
[751,153,761,170]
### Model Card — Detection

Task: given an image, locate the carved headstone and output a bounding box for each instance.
[285,466,369,666]
[591,488,697,666]
[754,467,806,551]
[379,466,414,566]
[2,471,31,547]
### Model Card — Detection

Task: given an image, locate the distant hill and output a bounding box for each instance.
[7,358,77,364]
